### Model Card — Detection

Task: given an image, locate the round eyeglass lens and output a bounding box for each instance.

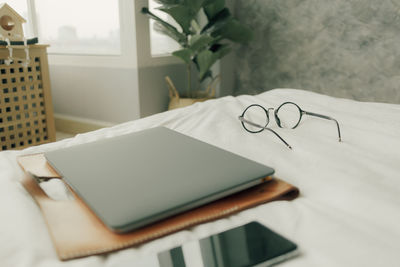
[242,105,269,133]
[276,102,301,128]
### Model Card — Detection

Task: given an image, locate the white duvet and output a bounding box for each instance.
[1,89,399,267]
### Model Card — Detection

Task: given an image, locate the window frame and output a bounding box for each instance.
[134,0,180,68]
[25,0,137,68]
[21,0,180,68]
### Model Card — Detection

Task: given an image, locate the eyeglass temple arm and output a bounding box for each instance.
[238,116,292,149]
[303,111,342,142]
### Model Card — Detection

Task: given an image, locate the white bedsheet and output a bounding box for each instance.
[1,89,399,267]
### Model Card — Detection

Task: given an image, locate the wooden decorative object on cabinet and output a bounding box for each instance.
[0,44,55,150]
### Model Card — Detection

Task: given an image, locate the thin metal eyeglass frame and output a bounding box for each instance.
[274,102,341,142]
[238,104,292,149]
[238,102,342,149]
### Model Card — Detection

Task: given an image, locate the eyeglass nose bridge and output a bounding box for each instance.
[264,107,283,127]
[264,107,284,128]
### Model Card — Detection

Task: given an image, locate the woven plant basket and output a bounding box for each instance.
[166,76,219,110]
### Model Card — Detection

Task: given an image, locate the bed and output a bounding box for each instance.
[1,88,399,266]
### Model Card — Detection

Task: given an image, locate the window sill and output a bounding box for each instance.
[47,54,137,69]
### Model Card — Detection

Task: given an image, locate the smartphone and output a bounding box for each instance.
[157,221,299,267]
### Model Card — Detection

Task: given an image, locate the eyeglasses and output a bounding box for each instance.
[238,102,341,149]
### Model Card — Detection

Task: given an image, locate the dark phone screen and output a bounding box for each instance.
[157,221,298,267]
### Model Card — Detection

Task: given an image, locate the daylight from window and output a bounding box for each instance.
[35,0,120,55]
[6,0,175,57]
[149,0,179,56]
[5,0,121,56]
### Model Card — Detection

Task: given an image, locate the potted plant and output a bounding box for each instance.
[142,0,253,109]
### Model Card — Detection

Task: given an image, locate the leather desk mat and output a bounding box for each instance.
[18,153,299,261]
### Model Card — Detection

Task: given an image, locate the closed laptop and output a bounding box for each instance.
[45,127,274,233]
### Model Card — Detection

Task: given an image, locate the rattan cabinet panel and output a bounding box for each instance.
[0,45,55,150]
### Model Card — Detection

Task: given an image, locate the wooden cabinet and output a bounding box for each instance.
[0,45,55,150]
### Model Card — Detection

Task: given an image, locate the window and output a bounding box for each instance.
[35,0,120,55]
[148,0,179,57]
[5,0,121,56]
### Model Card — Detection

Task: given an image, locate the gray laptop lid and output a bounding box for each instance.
[45,127,274,233]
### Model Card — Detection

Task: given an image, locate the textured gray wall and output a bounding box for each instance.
[234,0,400,104]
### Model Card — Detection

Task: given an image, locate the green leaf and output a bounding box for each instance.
[185,0,205,15]
[141,8,186,44]
[159,5,193,34]
[200,70,212,82]
[196,50,213,80]
[203,0,225,20]
[189,35,214,52]
[214,45,232,59]
[157,1,206,34]
[214,44,231,58]
[172,49,192,64]
[195,43,232,80]
[152,22,184,45]
[211,18,253,43]
[196,50,218,80]
[143,1,253,87]
[154,0,183,5]
[201,8,231,34]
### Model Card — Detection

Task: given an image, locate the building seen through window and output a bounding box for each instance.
[5,0,121,56]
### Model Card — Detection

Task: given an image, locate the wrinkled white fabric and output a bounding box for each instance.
[1,89,399,267]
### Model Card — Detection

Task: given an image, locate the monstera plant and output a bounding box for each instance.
[142,0,252,108]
